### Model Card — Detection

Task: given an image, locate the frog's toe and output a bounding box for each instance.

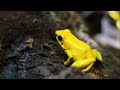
[64,59,72,66]
[64,61,68,66]
[82,62,94,72]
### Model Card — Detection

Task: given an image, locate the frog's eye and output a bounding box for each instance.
[58,35,62,41]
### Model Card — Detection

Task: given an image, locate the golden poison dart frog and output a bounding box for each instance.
[55,29,103,72]
[108,11,120,30]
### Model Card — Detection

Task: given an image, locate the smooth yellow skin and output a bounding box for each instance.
[108,11,120,30]
[55,29,103,72]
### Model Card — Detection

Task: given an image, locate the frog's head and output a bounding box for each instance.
[55,29,71,50]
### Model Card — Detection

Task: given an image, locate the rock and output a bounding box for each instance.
[26,38,34,49]
[1,64,17,79]
[45,67,92,79]
[0,11,120,79]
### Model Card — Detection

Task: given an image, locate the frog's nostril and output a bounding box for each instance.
[55,31,58,35]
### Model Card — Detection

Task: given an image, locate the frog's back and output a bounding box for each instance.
[66,32,91,50]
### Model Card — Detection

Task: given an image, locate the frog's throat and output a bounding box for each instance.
[61,45,70,50]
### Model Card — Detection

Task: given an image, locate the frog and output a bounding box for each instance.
[108,11,120,30]
[55,29,103,72]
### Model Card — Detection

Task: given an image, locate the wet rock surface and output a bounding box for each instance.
[0,11,120,79]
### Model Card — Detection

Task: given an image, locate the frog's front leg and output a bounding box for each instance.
[64,50,73,66]
[71,58,95,72]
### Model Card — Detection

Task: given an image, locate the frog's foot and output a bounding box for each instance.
[71,58,95,72]
[92,49,103,62]
[64,58,72,66]
[82,63,94,72]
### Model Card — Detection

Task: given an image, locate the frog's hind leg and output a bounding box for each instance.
[71,58,95,72]
[92,49,103,62]
[82,62,94,72]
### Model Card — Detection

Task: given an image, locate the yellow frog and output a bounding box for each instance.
[55,29,103,72]
[108,11,120,30]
